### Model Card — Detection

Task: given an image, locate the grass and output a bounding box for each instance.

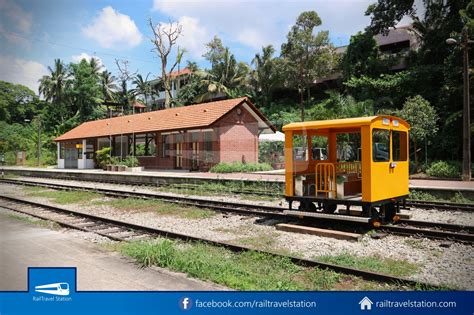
[8,213,60,230]
[315,252,419,278]
[409,189,473,204]
[93,198,215,219]
[159,181,282,201]
[23,186,101,204]
[209,162,273,173]
[22,186,215,219]
[116,239,405,291]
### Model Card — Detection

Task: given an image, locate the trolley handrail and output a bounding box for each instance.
[315,162,336,198]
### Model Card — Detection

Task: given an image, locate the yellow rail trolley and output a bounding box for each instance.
[282,116,410,225]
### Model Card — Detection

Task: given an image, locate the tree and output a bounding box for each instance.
[397,95,439,170]
[342,31,384,79]
[115,59,137,113]
[281,11,337,121]
[200,37,251,101]
[148,18,184,108]
[69,59,104,121]
[38,59,71,124]
[251,45,279,108]
[0,81,39,123]
[131,73,153,110]
[99,70,117,102]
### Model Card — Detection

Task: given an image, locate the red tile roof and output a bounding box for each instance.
[131,101,146,108]
[169,67,192,78]
[55,97,274,141]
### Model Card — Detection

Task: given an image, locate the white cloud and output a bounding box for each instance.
[153,0,374,52]
[164,16,210,59]
[0,0,32,45]
[82,6,143,49]
[71,52,105,70]
[0,55,48,93]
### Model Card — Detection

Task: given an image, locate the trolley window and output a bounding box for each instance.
[311,135,328,160]
[392,131,407,161]
[372,129,390,162]
[293,134,308,161]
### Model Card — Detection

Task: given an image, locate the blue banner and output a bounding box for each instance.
[0,268,471,315]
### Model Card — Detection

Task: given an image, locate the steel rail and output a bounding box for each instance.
[0,194,437,288]
[2,176,473,212]
[1,178,473,243]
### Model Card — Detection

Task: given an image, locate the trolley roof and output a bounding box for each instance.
[282,115,410,132]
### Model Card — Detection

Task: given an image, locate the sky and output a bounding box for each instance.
[0,0,385,94]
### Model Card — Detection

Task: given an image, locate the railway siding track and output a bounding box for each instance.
[0,194,438,288]
[1,178,473,244]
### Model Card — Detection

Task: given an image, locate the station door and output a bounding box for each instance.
[64,148,78,169]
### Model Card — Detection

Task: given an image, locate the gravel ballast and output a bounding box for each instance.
[0,181,473,290]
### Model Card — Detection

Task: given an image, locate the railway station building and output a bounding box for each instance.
[54,97,276,171]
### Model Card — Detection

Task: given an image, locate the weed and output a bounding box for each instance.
[23,187,100,204]
[315,252,419,277]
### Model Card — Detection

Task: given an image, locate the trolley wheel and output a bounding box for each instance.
[383,203,396,222]
[322,203,337,213]
[299,200,317,212]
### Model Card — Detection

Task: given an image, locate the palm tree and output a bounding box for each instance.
[99,70,117,102]
[130,73,152,110]
[89,57,102,76]
[251,45,277,107]
[195,48,250,102]
[38,59,69,103]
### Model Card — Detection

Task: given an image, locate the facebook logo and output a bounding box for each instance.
[179,297,192,310]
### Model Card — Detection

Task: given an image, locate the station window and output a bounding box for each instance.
[97,137,110,150]
[392,131,407,161]
[372,129,390,162]
[203,131,214,152]
[59,142,65,159]
[85,139,95,159]
[293,134,308,161]
[135,133,156,156]
[162,135,170,157]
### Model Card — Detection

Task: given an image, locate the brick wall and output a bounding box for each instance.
[121,105,260,170]
[215,105,259,164]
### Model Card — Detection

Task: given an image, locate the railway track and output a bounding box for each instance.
[2,176,473,212]
[1,178,473,243]
[0,194,437,288]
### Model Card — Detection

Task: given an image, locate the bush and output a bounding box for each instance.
[95,147,111,168]
[209,162,273,173]
[425,160,461,178]
[123,156,139,167]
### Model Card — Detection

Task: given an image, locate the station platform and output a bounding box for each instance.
[1,166,473,193]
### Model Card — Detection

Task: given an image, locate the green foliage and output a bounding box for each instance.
[316,252,419,277]
[398,95,439,142]
[209,162,273,173]
[281,11,338,120]
[69,59,105,121]
[123,155,139,168]
[119,240,344,291]
[342,31,388,78]
[258,141,284,164]
[425,160,461,178]
[365,0,415,35]
[0,81,40,124]
[95,147,111,168]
